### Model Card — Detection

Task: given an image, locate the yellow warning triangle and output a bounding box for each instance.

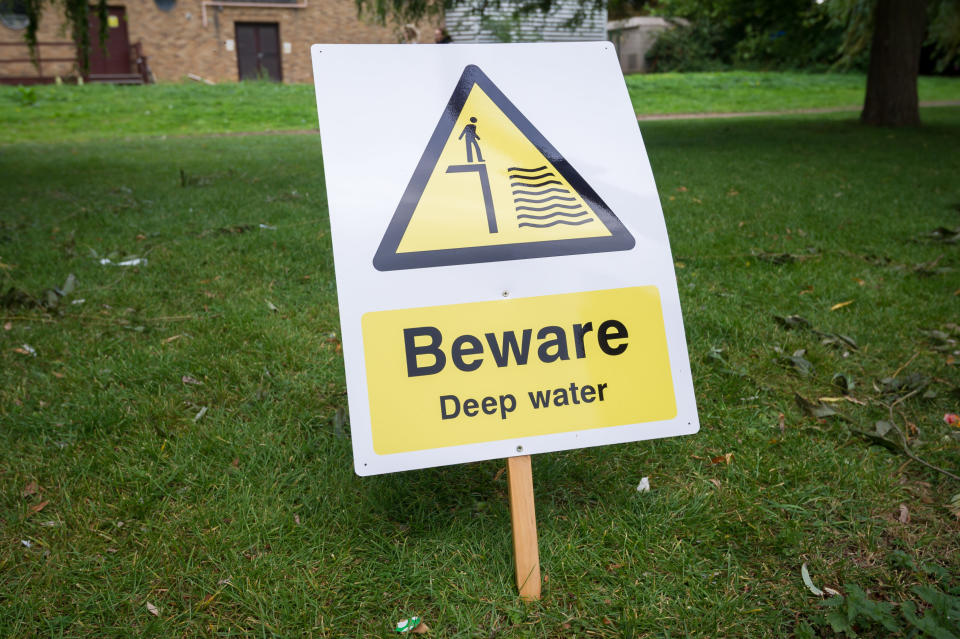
[374,65,635,271]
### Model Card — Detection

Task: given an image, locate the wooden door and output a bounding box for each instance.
[235,23,282,82]
[87,6,131,75]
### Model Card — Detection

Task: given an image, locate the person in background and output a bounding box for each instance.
[434,27,453,43]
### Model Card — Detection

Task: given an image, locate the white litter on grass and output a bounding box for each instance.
[99,258,147,267]
[20,344,37,356]
[259,223,277,231]
[21,540,31,548]
[801,562,824,596]
[193,406,208,423]
[71,298,86,305]
[636,477,650,493]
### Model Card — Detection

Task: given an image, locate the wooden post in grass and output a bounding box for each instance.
[507,455,540,601]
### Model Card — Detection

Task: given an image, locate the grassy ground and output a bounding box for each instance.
[2,72,960,144]
[1,91,959,636]
[625,71,960,115]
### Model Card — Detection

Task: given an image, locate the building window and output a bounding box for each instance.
[0,0,29,30]
[154,0,176,12]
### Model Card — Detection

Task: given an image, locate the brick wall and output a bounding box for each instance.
[1,0,438,84]
[0,13,75,81]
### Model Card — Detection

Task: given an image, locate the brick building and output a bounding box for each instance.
[0,0,431,84]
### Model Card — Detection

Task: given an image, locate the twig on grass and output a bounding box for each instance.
[882,389,960,483]
[890,351,920,380]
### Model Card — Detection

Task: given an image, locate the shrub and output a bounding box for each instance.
[645,20,729,73]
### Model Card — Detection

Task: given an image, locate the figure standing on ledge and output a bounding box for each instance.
[459,117,483,163]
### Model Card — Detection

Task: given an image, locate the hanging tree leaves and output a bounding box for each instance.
[23,0,108,75]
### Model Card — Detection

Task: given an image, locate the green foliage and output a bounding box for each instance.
[827,0,960,72]
[15,85,36,107]
[355,0,447,27]
[805,553,960,638]
[927,0,960,73]
[645,20,729,72]
[821,585,901,636]
[646,0,847,71]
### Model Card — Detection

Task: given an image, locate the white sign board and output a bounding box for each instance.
[312,43,698,476]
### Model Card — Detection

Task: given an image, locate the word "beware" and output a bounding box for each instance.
[403,320,629,377]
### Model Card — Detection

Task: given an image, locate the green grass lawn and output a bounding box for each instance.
[3,71,960,144]
[626,71,960,115]
[1,85,959,636]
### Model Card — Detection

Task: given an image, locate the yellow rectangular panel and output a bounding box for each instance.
[362,286,676,455]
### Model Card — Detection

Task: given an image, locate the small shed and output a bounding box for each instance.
[607,16,684,74]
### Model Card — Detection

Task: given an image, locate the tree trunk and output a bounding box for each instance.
[861,0,927,127]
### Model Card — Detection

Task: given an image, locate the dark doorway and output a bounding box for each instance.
[235,22,281,82]
[87,6,131,76]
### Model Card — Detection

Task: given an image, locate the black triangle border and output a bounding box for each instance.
[373,64,635,271]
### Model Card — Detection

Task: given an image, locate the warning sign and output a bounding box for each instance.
[363,286,675,454]
[374,65,635,271]
[312,43,699,476]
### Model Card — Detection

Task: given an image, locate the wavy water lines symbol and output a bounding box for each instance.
[507,166,595,229]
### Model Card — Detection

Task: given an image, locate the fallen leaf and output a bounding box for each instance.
[52,371,64,379]
[948,493,960,521]
[778,412,786,434]
[294,513,301,525]
[819,333,858,350]
[898,504,910,524]
[21,481,40,498]
[832,372,855,393]
[146,602,159,617]
[874,421,894,437]
[801,563,824,596]
[711,453,734,465]
[830,300,853,311]
[193,406,208,422]
[3,321,11,331]
[773,314,811,330]
[411,622,430,634]
[29,500,49,515]
[231,457,239,468]
[781,350,814,377]
[824,586,841,597]
[676,186,688,192]
[13,344,36,357]
[708,478,722,489]
[727,189,739,196]
[181,375,201,385]
[266,300,279,313]
[795,394,840,419]
[163,334,184,344]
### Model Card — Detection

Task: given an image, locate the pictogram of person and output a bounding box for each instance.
[458,117,484,163]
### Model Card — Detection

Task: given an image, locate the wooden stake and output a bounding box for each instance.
[507,454,541,601]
